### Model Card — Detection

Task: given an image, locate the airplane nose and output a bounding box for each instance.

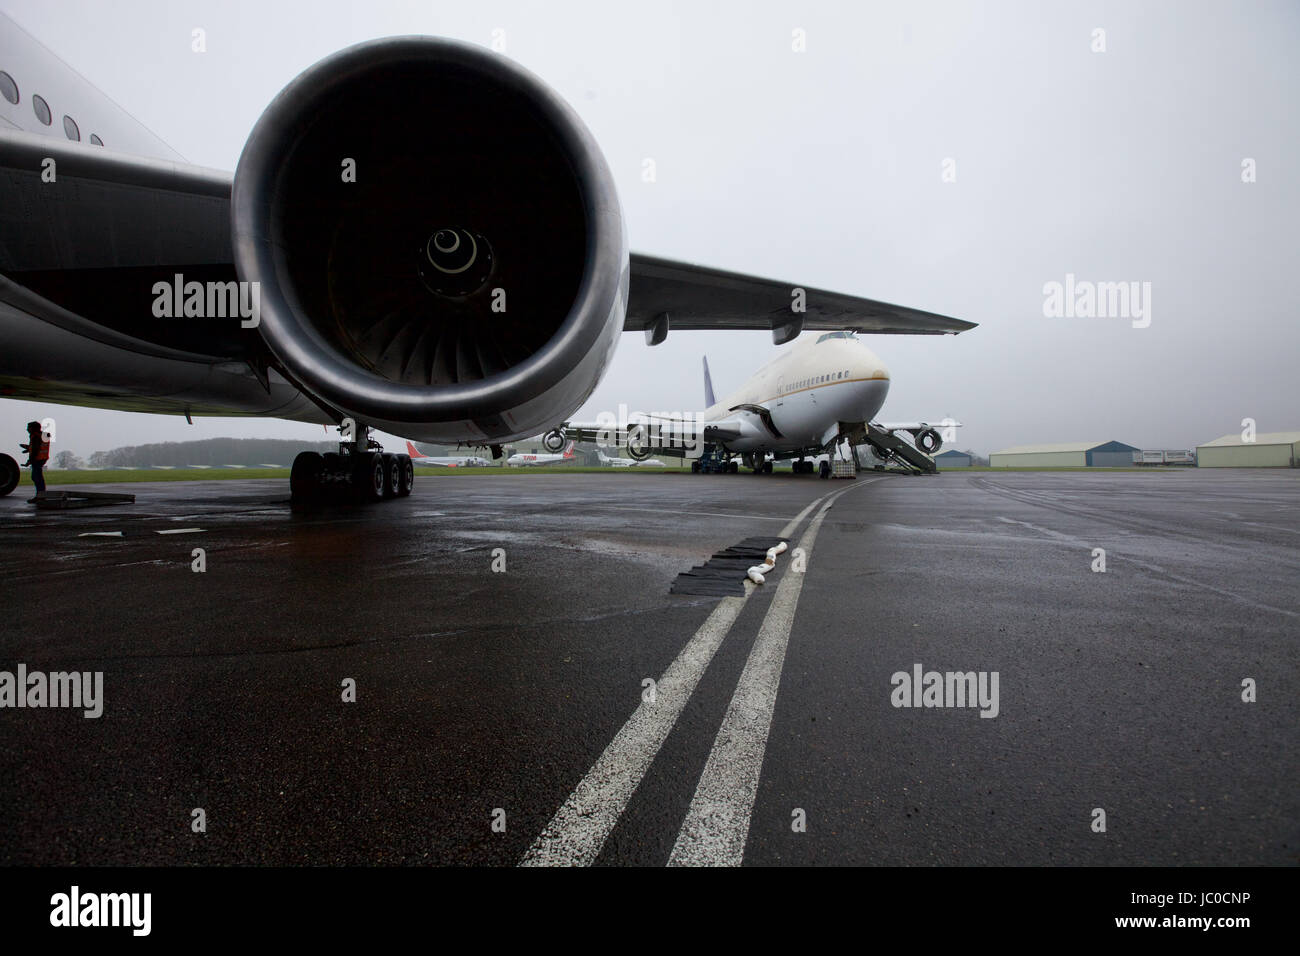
[855,345,889,383]
[852,344,889,420]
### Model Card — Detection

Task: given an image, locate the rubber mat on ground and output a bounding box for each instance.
[670,536,786,597]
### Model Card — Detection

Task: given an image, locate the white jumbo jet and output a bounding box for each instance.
[404,441,492,468]
[553,339,958,477]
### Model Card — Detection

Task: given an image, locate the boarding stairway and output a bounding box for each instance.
[859,424,938,475]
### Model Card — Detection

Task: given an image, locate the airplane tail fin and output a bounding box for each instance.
[563,440,576,458]
[405,441,422,458]
[703,356,717,407]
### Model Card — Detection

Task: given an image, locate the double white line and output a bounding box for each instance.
[521,480,874,866]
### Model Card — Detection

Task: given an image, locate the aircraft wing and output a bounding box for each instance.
[875,421,962,432]
[627,253,976,345]
[557,418,748,458]
[560,419,746,442]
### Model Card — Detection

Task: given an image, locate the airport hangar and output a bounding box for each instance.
[932,449,973,468]
[1195,431,1300,468]
[988,440,1140,468]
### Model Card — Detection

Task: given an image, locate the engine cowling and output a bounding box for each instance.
[915,428,942,454]
[231,37,627,444]
[625,424,651,461]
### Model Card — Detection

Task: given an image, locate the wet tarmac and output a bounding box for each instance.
[0,469,1295,865]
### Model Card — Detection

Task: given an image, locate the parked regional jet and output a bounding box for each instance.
[404,442,492,468]
[554,344,958,477]
[0,15,974,503]
[506,441,577,467]
[596,449,665,468]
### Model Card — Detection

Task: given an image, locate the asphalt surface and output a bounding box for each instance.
[0,469,1295,866]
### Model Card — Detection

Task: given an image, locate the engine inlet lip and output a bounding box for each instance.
[231,35,626,425]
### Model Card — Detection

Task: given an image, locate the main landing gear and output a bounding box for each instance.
[290,422,413,503]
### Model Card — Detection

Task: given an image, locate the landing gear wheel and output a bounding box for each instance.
[290,452,323,500]
[691,460,701,473]
[762,461,773,475]
[381,454,400,499]
[0,453,19,497]
[728,461,738,474]
[354,452,386,502]
[397,455,414,496]
[819,460,831,479]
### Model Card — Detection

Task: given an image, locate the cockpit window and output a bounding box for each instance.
[815,330,855,344]
[0,71,17,105]
[31,93,51,125]
[62,115,79,141]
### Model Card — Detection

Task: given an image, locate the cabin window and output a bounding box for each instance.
[62,114,79,140]
[89,133,103,146]
[31,93,51,125]
[0,71,17,105]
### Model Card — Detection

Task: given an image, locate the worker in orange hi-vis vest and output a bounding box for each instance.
[20,420,49,500]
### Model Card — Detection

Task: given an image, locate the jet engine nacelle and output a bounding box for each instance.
[231,37,628,445]
[915,428,942,454]
[625,424,652,461]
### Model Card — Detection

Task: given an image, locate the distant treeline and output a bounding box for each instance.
[76,438,340,468]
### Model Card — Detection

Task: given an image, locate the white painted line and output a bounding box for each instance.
[520,485,847,867]
[155,528,204,535]
[520,587,751,866]
[78,531,123,538]
[667,480,875,866]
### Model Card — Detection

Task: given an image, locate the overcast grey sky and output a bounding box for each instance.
[3,0,1297,458]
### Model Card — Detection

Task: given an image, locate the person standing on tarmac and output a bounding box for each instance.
[20,420,49,500]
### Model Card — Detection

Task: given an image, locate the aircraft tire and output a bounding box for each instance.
[397,455,414,496]
[290,452,324,500]
[381,453,400,499]
[0,453,19,497]
[354,452,386,502]
[819,461,831,479]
